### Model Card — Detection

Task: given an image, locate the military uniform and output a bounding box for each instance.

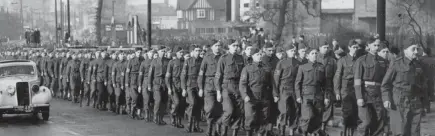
[381,57,426,136]
[106,58,116,111]
[66,58,82,103]
[88,57,99,108]
[46,56,56,94]
[80,57,91,106]
[112,59,127,114]
[354,52,389,136]
[94,57,109,110]
[274,57,300,135]
[148,56,170,124]
[181,56,203,132]
[295,61,327,135]
[198,52,223,135]
[316,53,336,127]
[215,53,245,135]
[60,56,72,99]
[240,62,274,136]
[126,56,143,118]
[139,56,154,120]
[165,57,185,127]
[333,54,359,133]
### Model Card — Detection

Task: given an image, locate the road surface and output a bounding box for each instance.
[1,99,435,136]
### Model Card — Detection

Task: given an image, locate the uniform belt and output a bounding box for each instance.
[364,81,381,86]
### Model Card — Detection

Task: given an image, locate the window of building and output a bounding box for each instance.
[197,9,206,18]
[256,2,260,7]
[244,3,249,8]
[218,28,225,33]
[206,28,214,33]
[200,28,206,33]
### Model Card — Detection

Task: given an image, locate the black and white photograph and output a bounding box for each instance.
[1,0,435,136]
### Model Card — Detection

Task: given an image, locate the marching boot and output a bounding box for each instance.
[221,126,229,136]
[121,105,127,115]
[193,119,203,132]
[232,128,239,136]
[130,107,136,119]
[136,109,144,120]
[126,105,131,115]
[177,117,184,128]
[280,125,286,136]
[159,115,167,125]
[185,117,193,133]
[144,110,149,122]
[246,130,253,136]
[170,115,176,127]
[206,123,213,136]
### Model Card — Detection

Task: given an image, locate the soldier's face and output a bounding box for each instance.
[157,50,165,57]
[368,40,381,52]
[276,52,284,59]
[111,54,117,59]
[252,52,264,62]
[228,44,238,54]
[319,45,329,54]
[153,53,158,59]
[378,48,390,59]
[404,45,420,60]
[176,51,184,59]
[307,50,319,62]
[348,44,360,55]
[286,48,296,58]
[72,55,77,59]
[211,44,221,53]
[135,51,142,57]
[191,48,201,58]
[244,46,253,56]
[147,51,154,58]
[264,47,274,56]
[118,54,124,60]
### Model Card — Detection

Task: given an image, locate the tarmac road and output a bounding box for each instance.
[0,99,434,136]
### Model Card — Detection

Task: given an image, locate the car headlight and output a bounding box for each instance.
[32,85,40,93]
[7,85,15,95]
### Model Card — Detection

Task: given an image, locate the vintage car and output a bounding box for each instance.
[0,60,51,120]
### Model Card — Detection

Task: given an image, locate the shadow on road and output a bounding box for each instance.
[0,114,49,126]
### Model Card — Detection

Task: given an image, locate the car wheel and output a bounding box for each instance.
[42,112,49,121]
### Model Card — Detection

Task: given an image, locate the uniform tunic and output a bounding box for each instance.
[181,57,203,120]
[240,62,273,133]
[139,57,153,110]
[333,54,359,127]
[126,56,143,108]
[381,57,427,136]
[317,54,336,123]
[295,61,326,134]
[148,57,170,116]
[165,58,185,117]
[274,57,300,128]
[354,52,389,136]
[112,60,127,105]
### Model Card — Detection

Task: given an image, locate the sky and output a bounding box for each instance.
[322,0,354,9]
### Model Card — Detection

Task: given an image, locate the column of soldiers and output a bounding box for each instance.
[0,36,432,136]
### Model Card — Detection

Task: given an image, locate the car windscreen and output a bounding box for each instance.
[0,65,35,77]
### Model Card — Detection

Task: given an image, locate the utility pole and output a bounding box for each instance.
[60,0,64,43]
[55,0,58,44]
[111,0,116,46]
[20,0,23,32]
[147,0,152,48]
[377,0,386,42]
[67,0,71,42]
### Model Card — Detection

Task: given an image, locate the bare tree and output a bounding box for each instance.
[95,0,103,46]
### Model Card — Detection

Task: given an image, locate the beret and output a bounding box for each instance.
[403,38,419,50]
[284,44,297,51]
[249,47,261,55]
[264,42,274,48]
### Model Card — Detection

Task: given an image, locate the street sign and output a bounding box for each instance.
[115,25,124,31]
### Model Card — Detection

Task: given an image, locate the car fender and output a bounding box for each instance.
[32,86,52,104]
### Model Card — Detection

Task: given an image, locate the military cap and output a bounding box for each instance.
[334,49,344,55]
[135,47,143,51]
[173,46,185,53]
[249,47,261,55]
[189,44,201,51]
[276,47,285,53]
[156,45,166,51]
[402,38,418,50]
[284,44,297,51]
[298,43,308,50]
[264,42,274,48]
[305,48,318,54]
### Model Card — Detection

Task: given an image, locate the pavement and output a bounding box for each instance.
[1,99,435,136]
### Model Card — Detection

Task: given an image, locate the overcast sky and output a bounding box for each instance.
[322,0,354,9]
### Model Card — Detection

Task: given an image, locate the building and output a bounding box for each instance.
[127,3,178,29]
[176,0,235,34]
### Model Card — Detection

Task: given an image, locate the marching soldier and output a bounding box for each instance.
[139,49,155,121]
[148,46,170,125]
[240,47,276,136]
[295,48,328,136]
[165,47,186,128]
[198,42,223,136]
[354,38,389,136]
[46,51,57,96]
[95,50,109,110]
[317,42,337,130]
[80,52,92,107]
[181,45,204,132]
[112,52,128,114]
[66,52,82,103]
[215,43,245,136]
[126,48,144,119]
[40,52,50,87]
[296,43,308,64]
[106,52,117,112]
[60,52,72,100]
[381,39,427,136]
[55,51,64,98]
[333,40,361,135]
[89,51,101,108]
[243,45,253,65]
[274,44,300,136]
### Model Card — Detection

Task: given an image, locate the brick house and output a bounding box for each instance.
[176,0,236,35]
